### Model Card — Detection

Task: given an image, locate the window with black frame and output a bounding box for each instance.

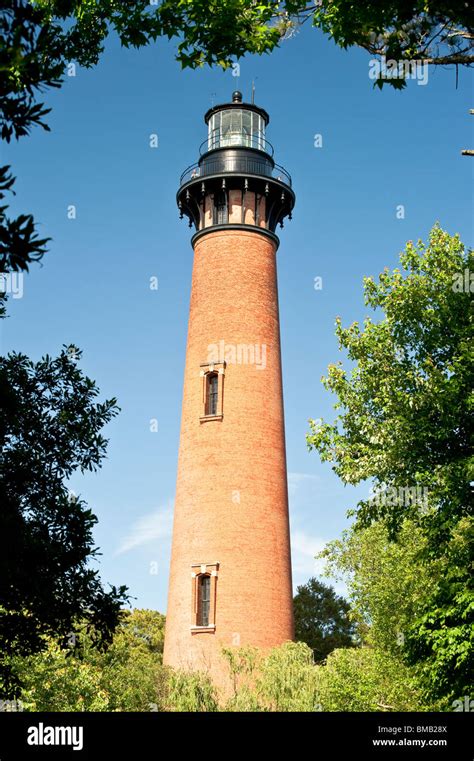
[213,191,228,225]
[198,575,211,627]
[206,373,218,415]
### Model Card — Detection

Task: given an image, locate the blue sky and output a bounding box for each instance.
[1,22,472,613]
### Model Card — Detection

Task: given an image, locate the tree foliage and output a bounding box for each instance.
[315,519,446,710]
[0,165,50,316]
[293,577,356,661]
[166,669,220,712]
[307,225,473,701]
[3,1,471,147]
[1,0,279,144]
[168,642,321,712]
[317,645,428,712]
[286,1,474,88]
[322,521,442,655]
[0,345,128,697]
[15,609,166,711]
[163,639,433,712]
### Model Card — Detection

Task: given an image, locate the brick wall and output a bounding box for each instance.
[163,227,294,692]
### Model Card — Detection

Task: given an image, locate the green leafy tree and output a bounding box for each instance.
[15,641,110,712]
[0,345,128,697]
[167,642,321,712]
[166,669,219,712]
[15,609,166,712]
[281,1,474,88]
[317,646,428,712]
[307,224,473,702]
[321,521,442,657]
[254,641,320,712]
[315,521,444,710]
[0,165,50,317]
[84,608,166,711]
[293,577,356,661]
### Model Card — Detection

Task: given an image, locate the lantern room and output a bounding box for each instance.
[206,90,269,153]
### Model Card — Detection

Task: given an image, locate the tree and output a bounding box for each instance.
[15,609,166,712]
[1,1,278,145]
[317,520,450,710]
[322,521,442,658]
[167,642,321,712]
[0,345,128,697]
[255,641,320,712]
[293,577,355,662]
[14,641,110,712]
[317,646,428,712]
[0,165,50,317]
[307,224,473,702]
[83,608,166,711]
[282,1,474,88]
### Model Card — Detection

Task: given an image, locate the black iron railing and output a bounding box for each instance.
[180,156,292,187]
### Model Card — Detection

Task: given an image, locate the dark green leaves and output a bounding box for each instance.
[308,225,473,701]
[0,346,128,697]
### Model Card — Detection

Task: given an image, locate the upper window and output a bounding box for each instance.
[213,191,228,225]
[200,362,225,421]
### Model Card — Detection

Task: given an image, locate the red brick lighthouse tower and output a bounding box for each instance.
[163,91,295,688]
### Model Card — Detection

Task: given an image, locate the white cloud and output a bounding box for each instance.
[292,529,325,558]
[288,471,319,484]
[291,529,326,578]
[114,501,173,556]
[290,529,348,597]
[287,471,319,498]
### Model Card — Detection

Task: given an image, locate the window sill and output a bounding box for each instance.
[190,625,216,633]
[199,414,223,422]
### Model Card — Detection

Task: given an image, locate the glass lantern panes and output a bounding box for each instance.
[208,109,265,151]
[242,110,252,145]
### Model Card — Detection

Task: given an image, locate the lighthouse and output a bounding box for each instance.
[163,91,295,689]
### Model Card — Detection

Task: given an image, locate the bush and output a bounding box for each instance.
[166,669,219,712]
[317,646,439,712]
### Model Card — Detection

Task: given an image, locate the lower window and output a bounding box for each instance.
[191,562,219,631]
[197,575,211,626]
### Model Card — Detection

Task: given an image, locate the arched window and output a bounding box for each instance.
[197,575,211,627]
[191,562,218,630]
[214,191,228,225]
[206,373,218,416]
[200,363,224,421]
